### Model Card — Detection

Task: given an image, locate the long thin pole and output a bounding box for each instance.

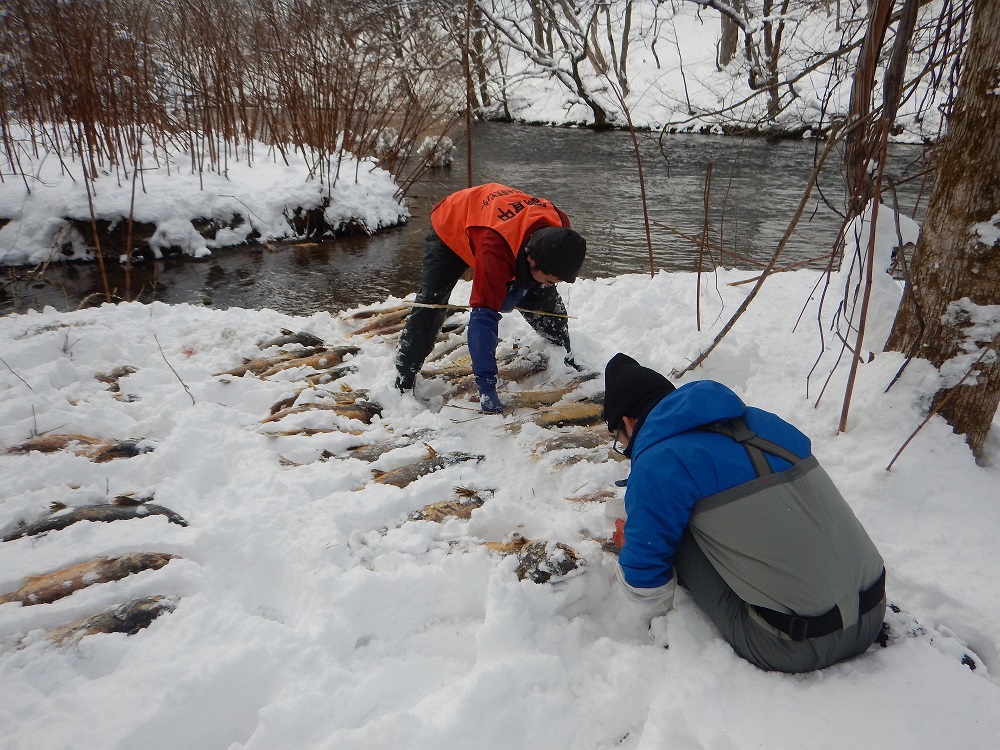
[464,0,475,187]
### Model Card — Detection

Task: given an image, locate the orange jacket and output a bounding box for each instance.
[430,183,568,267]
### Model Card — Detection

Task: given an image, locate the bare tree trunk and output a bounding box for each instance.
[530,0,553,53]
[760,0,789,121]
[718,0,741,68]
[470,4,491,109]
[885,0,1000,461]
[618,0,632,94]
[845,0,894,213]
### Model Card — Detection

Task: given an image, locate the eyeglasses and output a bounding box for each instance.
[611,434,626,456]
[610,425,627,456]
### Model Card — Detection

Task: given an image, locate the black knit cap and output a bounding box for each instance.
[602,353,676,432]
[525,226,586,282]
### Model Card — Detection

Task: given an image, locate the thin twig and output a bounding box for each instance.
[443,403,482,412]
[696,162,713,332]
[0,354,34,391]
[152,332,195,406]
[728,251,837,286]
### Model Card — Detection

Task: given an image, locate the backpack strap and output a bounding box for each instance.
[700,417,803,478]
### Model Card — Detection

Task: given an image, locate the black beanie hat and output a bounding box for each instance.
[602,353,676,432]
[525,226,586,283]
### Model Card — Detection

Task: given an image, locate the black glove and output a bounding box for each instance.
[564,353,585,372]
[395,372,415,393]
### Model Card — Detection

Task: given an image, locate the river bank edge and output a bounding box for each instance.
[0,116,934,279]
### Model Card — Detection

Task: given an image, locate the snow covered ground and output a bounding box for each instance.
[1,209,999,747]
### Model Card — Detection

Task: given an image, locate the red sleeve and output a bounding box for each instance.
[467,227,516,310]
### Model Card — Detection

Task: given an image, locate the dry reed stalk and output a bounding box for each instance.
[3,0,467,261]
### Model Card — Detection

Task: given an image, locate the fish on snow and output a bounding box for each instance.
[3,501,188,542]
[0,552,178,606]
[371,444,485,489]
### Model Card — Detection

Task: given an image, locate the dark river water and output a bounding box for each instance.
[2,122,930,316]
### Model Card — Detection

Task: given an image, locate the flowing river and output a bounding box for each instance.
[3,122,929,316]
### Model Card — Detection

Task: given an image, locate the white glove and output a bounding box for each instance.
[615,565,676,617]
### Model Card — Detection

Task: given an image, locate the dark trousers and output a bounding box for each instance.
[674,530,886,673]
[394,231,571,380]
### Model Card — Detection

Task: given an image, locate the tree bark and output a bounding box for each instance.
[618,0,632,94]
[718,1,740,68]
[885,0,1000,461]
[844,0,894,213]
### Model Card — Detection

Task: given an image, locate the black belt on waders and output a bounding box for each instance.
[700,417,888,642]
[753,568,886,641]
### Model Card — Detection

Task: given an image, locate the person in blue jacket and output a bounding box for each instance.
[602,353,886,673]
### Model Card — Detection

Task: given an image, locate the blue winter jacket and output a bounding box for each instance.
[619,380,812,590]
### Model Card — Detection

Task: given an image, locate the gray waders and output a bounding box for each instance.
[674,418,887,673]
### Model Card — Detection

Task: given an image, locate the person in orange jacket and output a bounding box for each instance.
[394,183,587,412]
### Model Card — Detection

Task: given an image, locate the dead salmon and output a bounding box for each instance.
[345,303,412,320]
[301,364,357,386]
[550,449,624,470]
[262,398,382,425]
[257,346,360,378]
[409,487,489,522]
[0,552,178,606]
[46,595,177,645]
[345,437,416,463]
[348,307,411,336]
[426,336,468,364]
[268,428,343,438]
[532,399,604,428]
[366,321,405,338]
[421,354,474,379]
[267,393,300,416]
[213,348,316,377]
[372,444,484,488]
[532,429,608,453]
[483,537,523,555]
[343,430,433,462]
[426,350,547,380]
[423,349,538,381]
[514,540,584,583]
[485,534,585,583]
[266,386,371,417]
[258,330,326,349]
[564,489,618,504]
[3,503,188,542]
[509,373,597,409]
[442,352,550,398]
[6,434,154,463]
[499,351,549,381]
